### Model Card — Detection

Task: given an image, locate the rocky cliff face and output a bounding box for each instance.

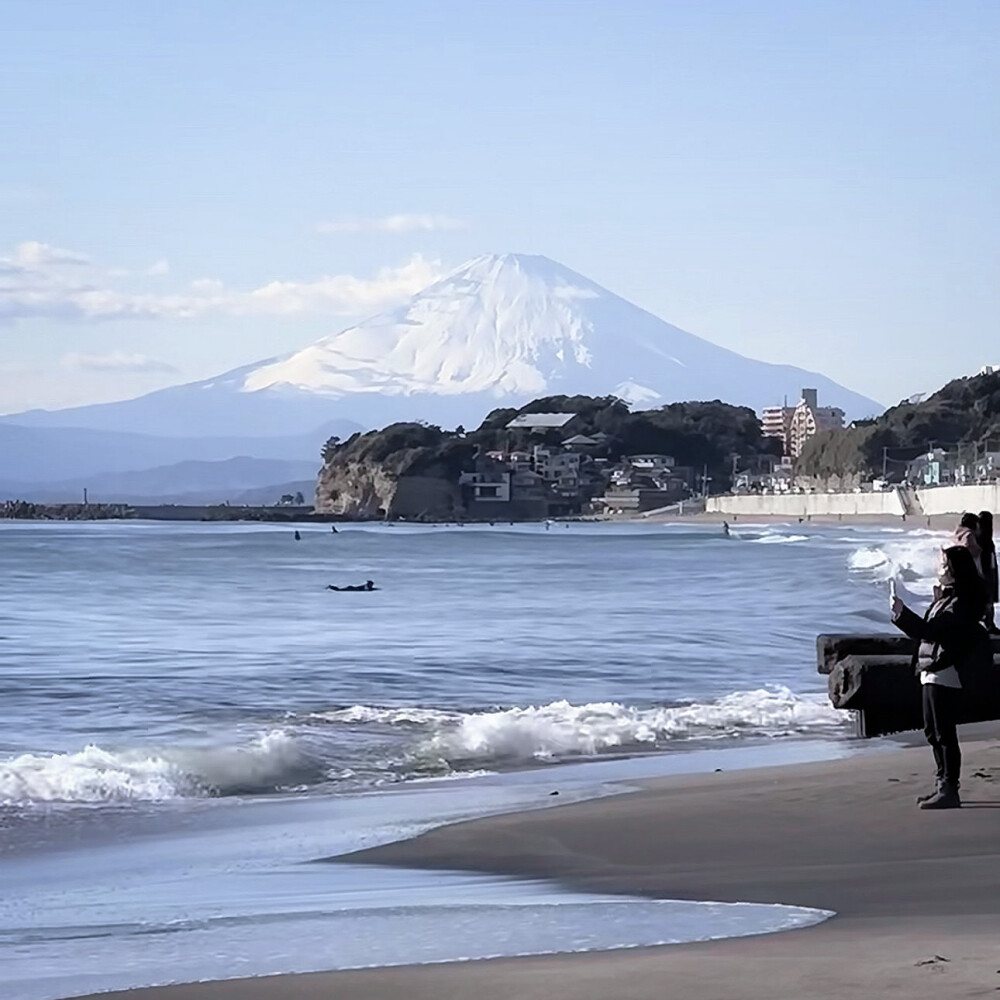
[315,460,464,520]
[315,423,474,521]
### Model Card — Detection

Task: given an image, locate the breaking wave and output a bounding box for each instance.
[847,531,948,599]
[3,690,848,806]
[321,687,847,772]
[0,730,315,805]
[750,533,808,544]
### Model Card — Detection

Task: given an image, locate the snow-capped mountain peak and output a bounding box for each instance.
[2,253,883,442]
[242,253,605,398]
[238,251,880,422]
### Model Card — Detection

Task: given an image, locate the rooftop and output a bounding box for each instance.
[506,412,576,430]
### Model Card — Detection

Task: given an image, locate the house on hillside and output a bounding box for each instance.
[596,453,692,513]
[506,412,577,433]
[906,449,951,486]
[561,432,606,452]
[459,455,548,518]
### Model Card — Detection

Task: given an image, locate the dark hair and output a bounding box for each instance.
[941,545,986,615]
[959,511,979,531]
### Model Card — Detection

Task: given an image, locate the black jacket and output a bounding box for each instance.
[981,542,999,604]
[892,592,987,679]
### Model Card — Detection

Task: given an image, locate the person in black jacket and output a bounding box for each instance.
[891,544,988,809]
[977,510,998,632]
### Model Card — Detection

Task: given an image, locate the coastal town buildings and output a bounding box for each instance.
[761,388,845,459]
[461,415,693,516]
[908,446,1000,487]
[596,454,692,513]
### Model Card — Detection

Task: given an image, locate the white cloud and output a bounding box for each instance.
[146,259,170,276]
[11,241,90,267]
[243,255,442,315]
[0,243,443,324]
[318,214,466,234]
[60,351,178,374]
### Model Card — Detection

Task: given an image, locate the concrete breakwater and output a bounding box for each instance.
[707,483,1000,519]
[1,502,323,522]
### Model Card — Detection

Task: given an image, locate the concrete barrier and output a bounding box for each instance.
[706,491,906,517]
[915,484,1000,516]
[818,633,1000,737]
[709,483,1000,518]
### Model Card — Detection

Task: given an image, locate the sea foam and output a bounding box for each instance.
[848,531,948,599]
[2,690,849,805]
[0,730,306,805]
[413,689,844,769]
[322,688,847,773]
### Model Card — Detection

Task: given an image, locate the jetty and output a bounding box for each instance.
[818,633,1000,737]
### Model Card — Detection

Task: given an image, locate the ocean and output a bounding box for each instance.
[0,519,946,998]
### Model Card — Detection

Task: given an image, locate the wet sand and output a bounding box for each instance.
[72,728,1000,1000]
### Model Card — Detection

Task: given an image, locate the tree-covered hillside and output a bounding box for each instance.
[797,371,1000,479]
[323,395,781,490]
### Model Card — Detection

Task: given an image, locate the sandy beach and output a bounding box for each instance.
[640,510,964,530]
[71,726,1000,1000]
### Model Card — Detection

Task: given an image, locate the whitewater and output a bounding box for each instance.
[0,518,953,998]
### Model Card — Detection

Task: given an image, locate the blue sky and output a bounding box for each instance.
[2,0,997,413]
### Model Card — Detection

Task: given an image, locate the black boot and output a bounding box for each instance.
[917,747,946,803]
[916,782,941,804]
[919,784,961,809]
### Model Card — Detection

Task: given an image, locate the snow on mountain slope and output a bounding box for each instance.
[243,254,599,397]
[240,253,882,418]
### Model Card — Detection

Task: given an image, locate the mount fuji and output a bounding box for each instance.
[4,253,881,443]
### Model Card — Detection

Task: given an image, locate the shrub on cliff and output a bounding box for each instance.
[322,423,474,479]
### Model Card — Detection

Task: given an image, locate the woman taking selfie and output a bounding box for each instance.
[891,544,988,809]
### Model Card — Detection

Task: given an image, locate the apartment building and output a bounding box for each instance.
[761,388,845,459]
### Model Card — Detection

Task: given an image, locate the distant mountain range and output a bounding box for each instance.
[1,253,883,500]
[0,456,319,505]
[0,420,357,492]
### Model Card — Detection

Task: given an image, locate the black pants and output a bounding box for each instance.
[922,683,961,790]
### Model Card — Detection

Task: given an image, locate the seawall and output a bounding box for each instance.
[915,484,1000,516]
[707,492,906,518]
[707,483,1000,518]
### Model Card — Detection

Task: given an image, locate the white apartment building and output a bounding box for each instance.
[762,388,845,459]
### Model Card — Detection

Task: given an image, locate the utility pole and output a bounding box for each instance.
[882,447,888,480]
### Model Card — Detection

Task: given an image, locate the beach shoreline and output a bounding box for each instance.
[636,509,959,529]
[71,726,1000,1000]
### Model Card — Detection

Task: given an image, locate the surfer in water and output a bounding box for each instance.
[294,530,301,541]
[722,521,730,537]
[327,580,376,592]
